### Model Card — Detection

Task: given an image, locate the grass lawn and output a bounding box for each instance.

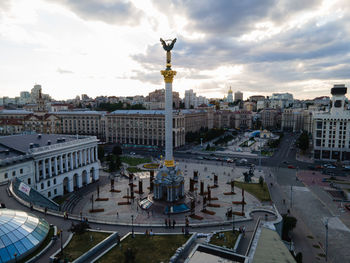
[97,234,189,263]
[234,181,271,202]
[59,231,111,262]
[19,226,55,263]
[127,167,144,173]
[209,231,240,249]
[121,156,151,166]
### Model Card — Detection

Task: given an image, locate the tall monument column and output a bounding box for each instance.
[160,38,177,167]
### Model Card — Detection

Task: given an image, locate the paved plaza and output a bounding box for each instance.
[74,160,265,226]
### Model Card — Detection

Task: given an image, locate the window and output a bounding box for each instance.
[20,168,23,174]
[54,189,57,194]
[54,178,56,184]
[41,183,44,189]
[47,181,51,187]
[4,173,8,179]
[48,191,51,197]
[27,178,31,185]
[12,171,16,177]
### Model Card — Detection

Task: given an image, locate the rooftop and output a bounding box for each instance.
[252,227,296,263]
[0,134,83,159]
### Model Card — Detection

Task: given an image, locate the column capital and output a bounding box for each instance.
[161,70,176,83]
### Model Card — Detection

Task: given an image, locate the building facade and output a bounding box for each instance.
[105,110,185,148]
[0,134,99,199]
[234,91,243,102]
[313,85,350,161]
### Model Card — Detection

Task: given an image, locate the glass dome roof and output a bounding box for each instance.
[0,209,49,263]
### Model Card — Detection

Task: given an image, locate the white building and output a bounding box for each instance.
[0,134,99,199]
[313,84,350,161]
[184,89,196,109]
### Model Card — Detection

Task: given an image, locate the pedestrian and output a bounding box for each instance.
[265,214,268,221]
[168,218,171,228]
[283,199,285,205]
[182,226,184,234]
[173,219,176,229]
[80,211,83,221]
[44,207,47,215]
[147,211,150,218]
[66,212,69,220]
[63,211,67,220]
[165,218,168,228]
[117,212,119,218]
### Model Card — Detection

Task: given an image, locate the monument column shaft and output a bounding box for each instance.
[165,81,173,162]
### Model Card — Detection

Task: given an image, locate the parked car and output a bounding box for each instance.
[327,165,336,169]
[288,165,296,169]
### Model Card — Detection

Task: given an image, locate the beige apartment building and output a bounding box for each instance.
[260,108,279,129]
[55,111,106,140]
[105,110,185,148]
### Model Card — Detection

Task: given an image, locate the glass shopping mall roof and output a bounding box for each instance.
[0,209,49,263]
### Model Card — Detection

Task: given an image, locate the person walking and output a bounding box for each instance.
[173,219,176,229]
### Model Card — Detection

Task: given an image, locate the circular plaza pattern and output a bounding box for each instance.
[75,160,265,226]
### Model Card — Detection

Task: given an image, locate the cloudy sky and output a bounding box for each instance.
[0,0,350,100]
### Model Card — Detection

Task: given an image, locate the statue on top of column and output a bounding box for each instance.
[160,38,177,65]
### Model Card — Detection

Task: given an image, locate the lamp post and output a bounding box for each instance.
[14,253,17,263]
[232,209,235,233]
[131,215,134,238]
[325,218,329,262]
[290,185,293,209]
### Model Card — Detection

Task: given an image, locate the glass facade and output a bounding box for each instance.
[0,209,49,263]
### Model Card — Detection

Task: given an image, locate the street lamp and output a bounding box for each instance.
[290,185,293,209]
[131,215,134,238]
[324,218,329,262]
[232,209,235,233]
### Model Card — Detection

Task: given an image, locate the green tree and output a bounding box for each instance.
[297,131,309,152]
[107,154,121,172]
[295,252,303,263]
[282,214,297,241]
[98,145,105,161]
[112,145,123,156]
[259,176,264,187]
[206,143,211,151]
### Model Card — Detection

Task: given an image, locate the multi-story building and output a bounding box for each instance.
[313,85,350,161]
[231,110,252,130]
[55,111,106,141]
[184,89,196,109]
[0,134,99,199]
[260,108,279,130]
[0,110,61,135]
[281,108,304,132]
[243,101,256,112]
[105,110,185,148]
[249,95,265,102]
[183,110,210,133]
[147,89,180,109]
[234,91,243,102]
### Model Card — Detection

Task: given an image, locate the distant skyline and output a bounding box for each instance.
[0,0,350,100]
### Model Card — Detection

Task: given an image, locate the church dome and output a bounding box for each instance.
[0,209,49,263]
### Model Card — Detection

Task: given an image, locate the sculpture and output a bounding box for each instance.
[160,38,177,65]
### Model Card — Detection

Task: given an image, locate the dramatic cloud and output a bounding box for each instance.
[129,0,350,98]
[1,0,350,100]
[49,0,143,26]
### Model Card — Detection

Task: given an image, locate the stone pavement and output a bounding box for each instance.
[76,161,264,226]
[0,161,279,263]
[267,167,350,263]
